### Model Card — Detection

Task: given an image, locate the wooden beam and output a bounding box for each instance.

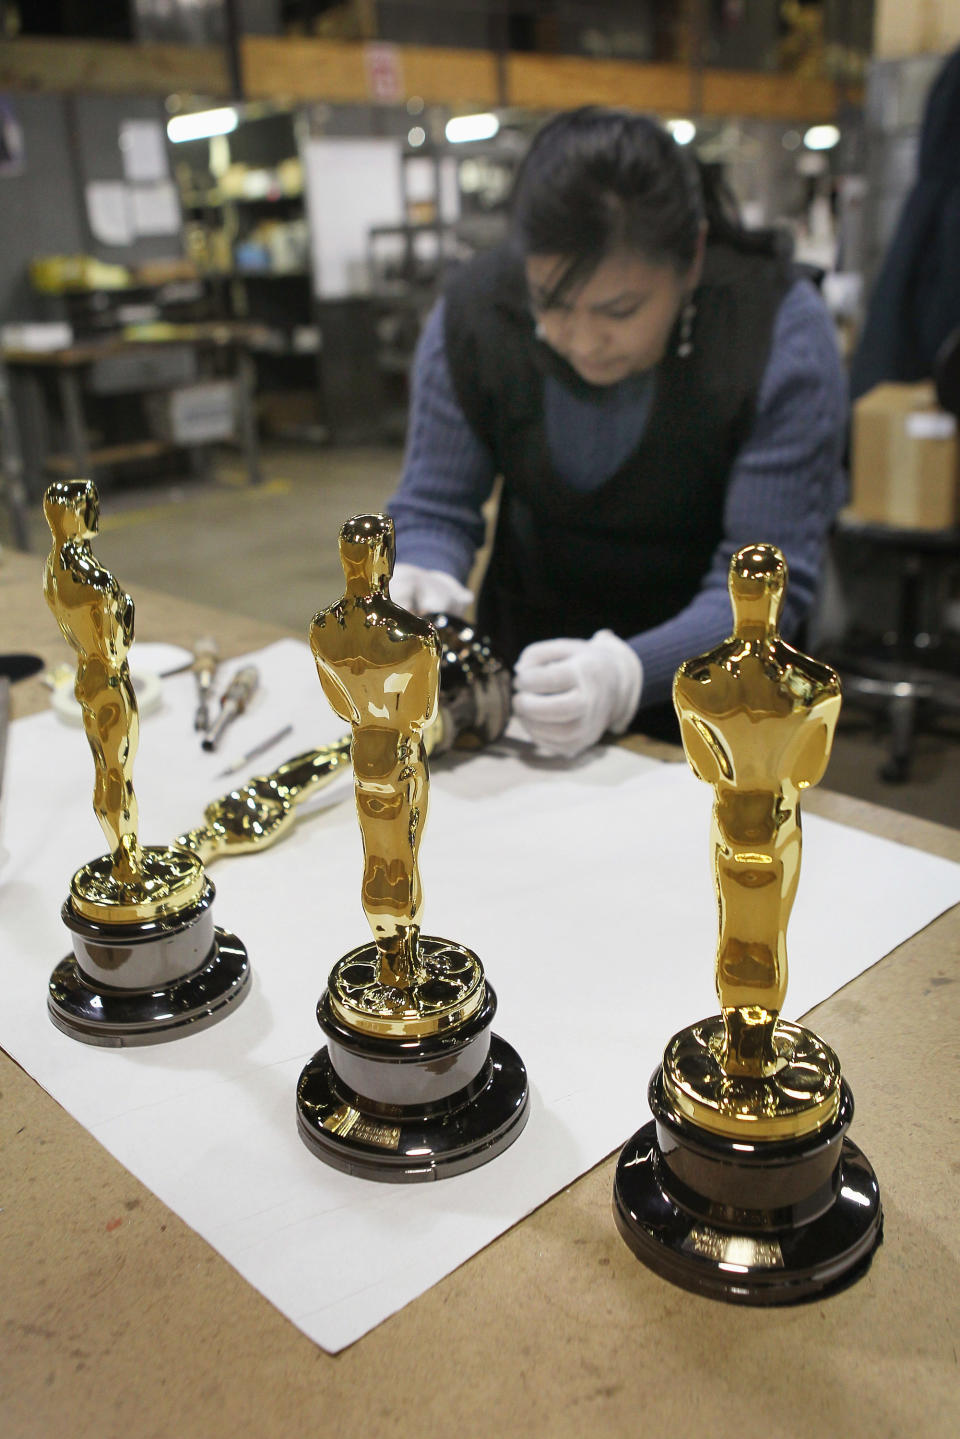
[507,56,692,114]
[240,36,368,104]
[509,56,847,123]
[0,37,228,97]
[394,45,499,109]
[700,70,846,123]
[242,36,498,107]
[0,35,851,123]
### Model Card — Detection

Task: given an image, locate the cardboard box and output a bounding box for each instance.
[874,0,960,60]
[850,381,960,529]
[146,380,236,446]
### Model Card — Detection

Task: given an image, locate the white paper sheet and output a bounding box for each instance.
[303,138,404,297]
[119,120,168,184]
[3,640,960,1351]
[86,180,133,246]
[128,180,181,237]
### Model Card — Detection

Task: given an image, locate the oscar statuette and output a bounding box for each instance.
[614,544,882,1301]
[176,615,511,866]
[43,479,250,1044]
[296,514,529,1180]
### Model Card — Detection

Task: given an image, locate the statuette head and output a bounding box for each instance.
[338,514,395,592]
[43,479,99,541]
[728,543,786,636]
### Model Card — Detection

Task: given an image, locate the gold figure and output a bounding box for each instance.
[310,515,483,1038]
[177,617,511,867]
[311,515,439,986]
[43,480,142,883]
[666,543,843,1139]
[43,479,202,923]
[177,742,353,864]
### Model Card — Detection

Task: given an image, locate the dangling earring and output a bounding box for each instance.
[535,319,546,341]
[677,297,696,359]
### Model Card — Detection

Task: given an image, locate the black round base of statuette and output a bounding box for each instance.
[296,983,529,1181]
[612,1071,882,1305]
[49,889,250,1045]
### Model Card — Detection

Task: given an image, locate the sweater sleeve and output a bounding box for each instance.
[630,279,848,708]
[387,298,497,583]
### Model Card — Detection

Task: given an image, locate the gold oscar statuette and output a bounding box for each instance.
[43,479,250,1044]
[295,514,529,1180]
[175,618,511,868]
[614,543,882,1302]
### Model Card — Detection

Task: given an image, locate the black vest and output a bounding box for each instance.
[444,241,792,667]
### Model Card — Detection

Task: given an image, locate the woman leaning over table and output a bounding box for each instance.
[387,107,847,756]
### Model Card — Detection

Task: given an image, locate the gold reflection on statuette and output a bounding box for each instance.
[311,515,484,1037]
[176,618,509,867]
[43,479,203,923]
[176,740,354,863]
[667,543,843,1139]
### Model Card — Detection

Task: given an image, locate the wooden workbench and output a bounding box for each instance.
[3,325,268,495]
[2,548,958,1439]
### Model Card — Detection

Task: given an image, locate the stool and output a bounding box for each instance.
[825,517,960,781]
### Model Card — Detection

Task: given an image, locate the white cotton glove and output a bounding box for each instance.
[390,562,475,617]
[512,629,644,759]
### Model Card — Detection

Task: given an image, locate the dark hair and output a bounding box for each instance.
[511,107,783,302]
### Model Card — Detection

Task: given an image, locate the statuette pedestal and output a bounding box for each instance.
[298,963,527,1181]
[50,852,249,1046]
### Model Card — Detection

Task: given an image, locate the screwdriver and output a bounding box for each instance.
[201,665,260,752]
[193,635,219,733]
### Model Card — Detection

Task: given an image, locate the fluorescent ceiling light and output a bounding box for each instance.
[167,108,239,144]
[666,118,696,146]
[803,124,840,151]
[445,113,500,144]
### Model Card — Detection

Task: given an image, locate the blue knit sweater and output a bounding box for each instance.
[389,279,847,708]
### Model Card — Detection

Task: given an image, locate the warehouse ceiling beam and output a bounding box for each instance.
[506,56,691,115]
[700,70,843,122]
[242,37,499,107]
[0,38,229,97]
[0,36,853,123]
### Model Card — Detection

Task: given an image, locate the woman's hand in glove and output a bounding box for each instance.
[389,562,475,617]
[512,630,643,759]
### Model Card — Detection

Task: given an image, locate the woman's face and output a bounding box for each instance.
[525,247,698,386]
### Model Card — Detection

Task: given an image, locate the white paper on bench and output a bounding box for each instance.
[2,640,958,1351]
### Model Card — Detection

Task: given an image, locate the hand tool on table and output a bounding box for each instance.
[215,723,294,778]
[201,664,259,752]
[192,635,219,733]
